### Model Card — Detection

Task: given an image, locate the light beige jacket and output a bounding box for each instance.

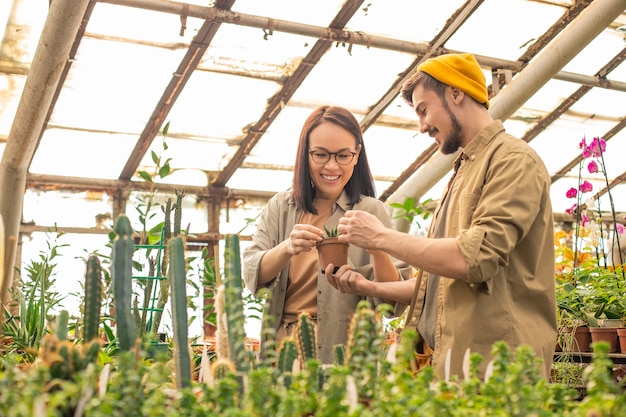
[243,190,412,364]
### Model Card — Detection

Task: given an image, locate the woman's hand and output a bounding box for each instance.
[285,224,323,255]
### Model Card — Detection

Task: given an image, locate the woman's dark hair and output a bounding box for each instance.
[292,106,376,214]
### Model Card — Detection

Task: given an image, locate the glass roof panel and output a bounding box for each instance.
[569,88,626,119]
[346,0,467,42]
[30,129,139,178]
[232,0,345,26]
[0,75,25,138]
[164,70,281,139]
[89,3,205,44]
[562,27,626,75]
[290,46,416,109]
[51,40,185,133]
[446,0,565,60]
[244,106,313,167]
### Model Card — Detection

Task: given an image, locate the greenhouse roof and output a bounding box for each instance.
[1,0,626,236]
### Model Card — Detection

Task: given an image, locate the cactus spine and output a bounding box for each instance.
[295,312,317,365]
[83,254,102,342]
[168,236,192,389]
[223,234,249,373]
[112,214,138,351]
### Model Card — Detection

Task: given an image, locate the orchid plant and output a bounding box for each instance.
[561,136,625,272]
[556,136,626,326]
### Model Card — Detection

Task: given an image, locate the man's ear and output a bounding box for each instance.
[450,87,463,103]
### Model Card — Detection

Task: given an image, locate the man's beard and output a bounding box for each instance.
[440,97,463,155]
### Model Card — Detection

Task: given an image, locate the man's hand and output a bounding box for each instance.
[337,210,386,250]
[325,264,371,296]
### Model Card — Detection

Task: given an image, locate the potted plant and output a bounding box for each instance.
[315,226,349,273]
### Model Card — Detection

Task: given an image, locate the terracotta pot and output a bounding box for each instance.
[559,326,592,353]
[316,237,348,273]
[617,328,626,354]
[589,327,619,353]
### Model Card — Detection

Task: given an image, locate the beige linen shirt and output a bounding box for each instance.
[243,190,413,364]
[405,120,557,379]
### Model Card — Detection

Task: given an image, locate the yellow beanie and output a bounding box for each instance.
[417,53,489,108]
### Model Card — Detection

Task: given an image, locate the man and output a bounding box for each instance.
[326,53,556,379]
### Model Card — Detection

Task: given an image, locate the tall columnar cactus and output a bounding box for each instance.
[55,309,69,341]
[150,198,172,336]
[112,214,138,351]
[168,235,192,390]
[346,300,383,400]
[295,312,318,365]
[223,234,249,373]
[83,254,102,342]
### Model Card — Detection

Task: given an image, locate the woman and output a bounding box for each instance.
[243,106,411,364]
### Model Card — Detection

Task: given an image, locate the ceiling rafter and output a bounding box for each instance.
[212,0,366,187]
[119,0,238,180]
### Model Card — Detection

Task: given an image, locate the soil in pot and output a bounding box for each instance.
[316,237,348,273]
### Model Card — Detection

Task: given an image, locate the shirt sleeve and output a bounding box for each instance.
[456,151,547,293]
[242,194,282,294]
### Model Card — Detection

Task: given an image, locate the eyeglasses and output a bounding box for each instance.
[308,149,357,166]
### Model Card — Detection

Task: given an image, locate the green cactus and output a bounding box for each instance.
[173,188,185,237]
[295,312,317,365]
[168,235,192,389]
[323,225,339,238]
[277,337,298,374]
[150,198,172,336]
[55,309,69,341]
[257,288,278,368]
[223,234,250,373]
[346,300,383,400]
[277,337,298,388]
[38,312,101,381]
[83,254,102,342]
[211,357,237,381]
[333,344,346,366]
[112,214,138,351]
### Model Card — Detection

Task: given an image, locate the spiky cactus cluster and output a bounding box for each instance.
[346,300,384,400]
[295,312,318,365]
[39,310,100,381]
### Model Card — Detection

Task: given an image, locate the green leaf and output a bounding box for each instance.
[138,171,153,182]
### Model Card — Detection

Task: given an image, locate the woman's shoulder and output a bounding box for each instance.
[353,195,388,212]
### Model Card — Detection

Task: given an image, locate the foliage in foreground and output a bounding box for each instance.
[0,327,624,416]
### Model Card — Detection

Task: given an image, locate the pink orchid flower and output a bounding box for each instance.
[581,213,589,227]
[565,187,578,198]
[565,203,577,216]
[579,180,593,193]
[587,160,599,174]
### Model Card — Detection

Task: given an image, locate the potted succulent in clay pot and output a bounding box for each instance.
[316,226,349,273]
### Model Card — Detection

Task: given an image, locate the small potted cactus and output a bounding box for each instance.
[315,226,349,273]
